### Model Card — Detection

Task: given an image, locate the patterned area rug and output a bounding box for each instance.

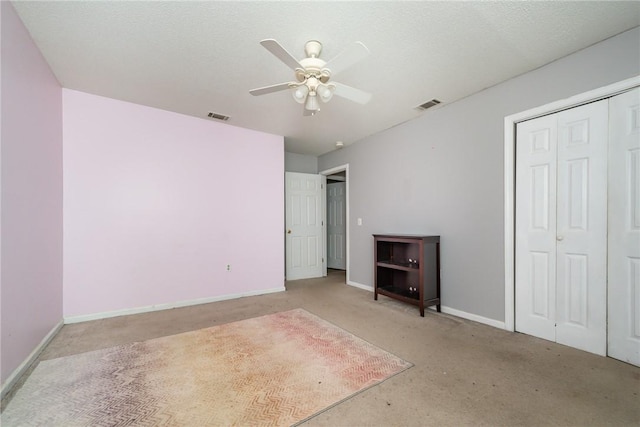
[2,309,412,426]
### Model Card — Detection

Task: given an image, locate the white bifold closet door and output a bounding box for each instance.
[516,99,608,356]
[608,88,640,366]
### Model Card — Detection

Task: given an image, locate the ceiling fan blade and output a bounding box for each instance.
[333,82,372,104]
[260,39,303,71]
[325,41,370,76]
[249,82,292,96]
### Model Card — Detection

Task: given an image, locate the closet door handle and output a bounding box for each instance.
[556,235,564,241]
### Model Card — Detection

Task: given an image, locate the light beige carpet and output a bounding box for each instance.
[2,308,412,426]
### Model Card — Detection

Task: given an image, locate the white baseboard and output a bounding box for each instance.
[64,286,286,324]
[346,282,505,329]
[1,319,64,399]
[429,305,506,330]
[347,280,373,292]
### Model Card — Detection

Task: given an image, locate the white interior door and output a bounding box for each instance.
[327,181,346,270]
[515,100,608,356]
[608,87,640,366]
[555,100,608,356]
[516,114,558,342]
[285,172,323,280]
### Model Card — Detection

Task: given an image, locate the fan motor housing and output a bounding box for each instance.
[300,57,326,73]
[298,57,331,83]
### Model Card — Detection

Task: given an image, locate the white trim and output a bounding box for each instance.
[321,174,328,277]
[504,112,516,332]
[351,279,505,329]
[64,287,286,324]
[503,75,640,332]
[430,305,506,330]
[319,164,350,283]
[319,164,349,176]
[347,280,373,292]
[1,319,64,399]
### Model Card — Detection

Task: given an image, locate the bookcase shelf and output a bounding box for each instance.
[373,234,441,317]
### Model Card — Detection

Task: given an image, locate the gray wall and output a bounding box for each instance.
[318,27,640,323]
[285,151,317,173]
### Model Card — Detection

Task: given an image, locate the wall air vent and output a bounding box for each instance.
[207,112,230,121]
[416,99,442,111]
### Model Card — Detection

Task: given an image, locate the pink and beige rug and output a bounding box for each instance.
[2,309,411,426]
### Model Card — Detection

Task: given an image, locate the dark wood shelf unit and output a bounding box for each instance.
[373,234,441,317]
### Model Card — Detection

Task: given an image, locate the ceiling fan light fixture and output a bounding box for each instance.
[292,84,309,104]
[317,84,335,103]
[305,94,319,111]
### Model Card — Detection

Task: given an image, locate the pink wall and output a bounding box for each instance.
[1,1,64,385]
[63,90,284,317]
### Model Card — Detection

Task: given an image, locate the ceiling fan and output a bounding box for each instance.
[249,39,372,116]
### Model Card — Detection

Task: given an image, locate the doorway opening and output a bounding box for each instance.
[320,164,349,284]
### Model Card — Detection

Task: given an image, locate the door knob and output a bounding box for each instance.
[556,235,564,241]
[287,229,292,234]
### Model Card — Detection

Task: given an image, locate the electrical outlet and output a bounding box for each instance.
[226,264,231,271]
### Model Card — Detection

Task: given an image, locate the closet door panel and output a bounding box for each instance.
[555,99,608,356]
[515,115,558,341]
[608,87,640,366]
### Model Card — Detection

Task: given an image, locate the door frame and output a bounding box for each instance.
[320,164,349,282]
[503,76,640,332]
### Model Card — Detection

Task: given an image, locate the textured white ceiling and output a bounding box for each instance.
[12,1,640,156]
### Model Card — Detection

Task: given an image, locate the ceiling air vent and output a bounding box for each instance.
[416,99,441,111]
[207,112,230,121]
